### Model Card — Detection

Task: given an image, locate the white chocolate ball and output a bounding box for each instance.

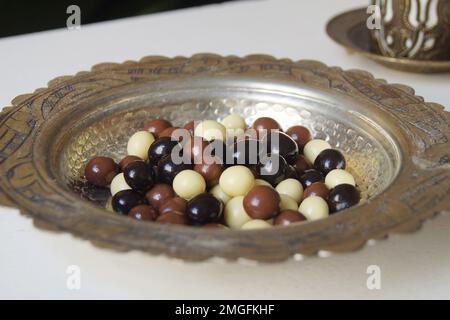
[219,165,255,197]
[298,196,329,221]
[221,113,246,138]
[194,120,227,141]
[241,219,272,230]
[224,196,252,229]
[254,179,273,188]
[173,170,206,200]
[275,178,304,203]
[210,184,231,205]
[127,131,155,160]
[303,139,331,164]
[110,173,131,196]
[325,169,356,189]
[279,194,298,211]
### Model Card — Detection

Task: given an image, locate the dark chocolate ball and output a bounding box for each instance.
[159,197,187,215]
[274,210,307,226]
[299,169,324,189]
[183,136,209,163]
[84,156,119,187]
[264,131,299,164]
[293,155,311,176]
[123,160,155,192]
[128,204,158,221]
[148,136,180,165]
[145,183,175,209]
[194,157,223,187]
[230,139,262,166]
[286,165,298,180]
[157,155,193,184]
[303,182,329,200]
[327,184,360,213]
[256,154,288,186]
[156,211,188,225]
[314,149,346,175]
[112,190,146,215]
[286,125,311,150]
[119,155,141,171]
[186,193,224,224]
[243,186,280,220]
[143,119,172,137]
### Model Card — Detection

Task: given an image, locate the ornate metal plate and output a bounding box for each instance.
[0,54,449,262]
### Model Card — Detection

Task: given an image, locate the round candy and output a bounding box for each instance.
[187,193,224,224]
[252,117,281,138]
[145,183,175,209]
[314,149,346,175]
[241,219,272,230]
[209,184,231,205]
[183,121,196,136]
[279,194,298,211]
[123,160,155,192]
[157,155,193,184]
[143,119,172,137]
[219,165,255,197]
[325,169,356,189]
[183,136,209,163]
[194,157,223,187]
[293,155,311,176]
[286,165,298,180]
[112,189,146,215]
[286,125,311,150]
[194,120,227,141]
[159,127,180,139]
[264,131,299,164]
[119,155,141,171]
[231,139,261,166]
[128,205,158,221]
[110,173,132,196]
[298,196,329,221]
[84,156,119,187]
[221,113,246,138]
[173,170,206,200]
[275,178,303,203]
[159,197,187,215]
[254,179,273,188]
[303,182,329,200]
[327,184,360,213]
[156,211,187,225]
[127,131,155,160]
[256,154,288,186]
[299,169,324,189]
[148,136,180,165]
[224,196,252,229]
[303,139,331,164]
[243,186,280,220]
[274,210,307,226]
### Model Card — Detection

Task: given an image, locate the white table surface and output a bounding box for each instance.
[1,0,449,299]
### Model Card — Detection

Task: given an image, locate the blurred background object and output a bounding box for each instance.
[0,0,237,38]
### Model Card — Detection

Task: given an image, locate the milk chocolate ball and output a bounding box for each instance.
[264,131,299,164]
[256,154,288,186]
[156,211,187,225]
[187,193,224,224]
[157,155,193,184]
[112,190,146,215]
[159,197,187,215]
[299,169,324,189]
[274,210,307,226]
[183,121,196,136]
[143,119,172,137]
[314,149,346,175]
[123,160,155,192]
[286,125,311,150]
[128,205,158,221]
[303,182,329,200]
[252,117,281,137]
[194,157,223,187]
[293,155,311,176]
[119,155,141,171]
[84,156,119,187]
[145,183,175,209]
[243,186,280,220]
[327,184,360,213]
[159,127,180,139]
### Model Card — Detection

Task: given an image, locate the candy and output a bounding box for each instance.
[303,139,331,164]
[219,165,255,197]
[173,170,206,200]
[187,193,224,224]
[298,196,329,221]
[110,173,132,196]
[286,125,312,150]
[123,160,155,192]
[314,149,346,175]
[127,131,155,160]
[194,120,227,141]
[275,178,303,203]
[243,186,280,220]
[327,184,360,213]
[84,156,119,187]
[145,183,175,209]
[241,219,272,230]
[128,205,158,221]
[325,169,356,189]
[143,119,172,137]
[274,210,307,226]
[112,190,146,215]
[224,196,252,229]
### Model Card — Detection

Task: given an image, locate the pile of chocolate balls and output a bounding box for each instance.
[84,114,360,229]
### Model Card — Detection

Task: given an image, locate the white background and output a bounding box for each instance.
[0,0,449,299]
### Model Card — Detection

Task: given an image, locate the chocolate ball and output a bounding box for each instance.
[243,186,280,220]
[148,136,180,165]
[159,196,187,215]
[159,127,179,139]
[123,160,155,192]
[194,157,223,187]
[286,125,311,150]
[293,155,311,176]
[112,189,146,215]
[327,184,360,213]
[286,165,298,180]
[183,121,195,136]
[145,183,175,209]
[143,119,172,137]
[299,169,324,189]
[274,210,307,226]
[156,211,187,225]
[256,154,288,186]
[157,155,193,184]
[119,155,141,171]
[264,131,299,164]
[303,182,329,200]
[84,156,119,187]
[186,193,224,224]
[252,117,281,138]
[128,204,158,221]
[230,138,262,166]
[183,136,209,163]
[314,149,346,175]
